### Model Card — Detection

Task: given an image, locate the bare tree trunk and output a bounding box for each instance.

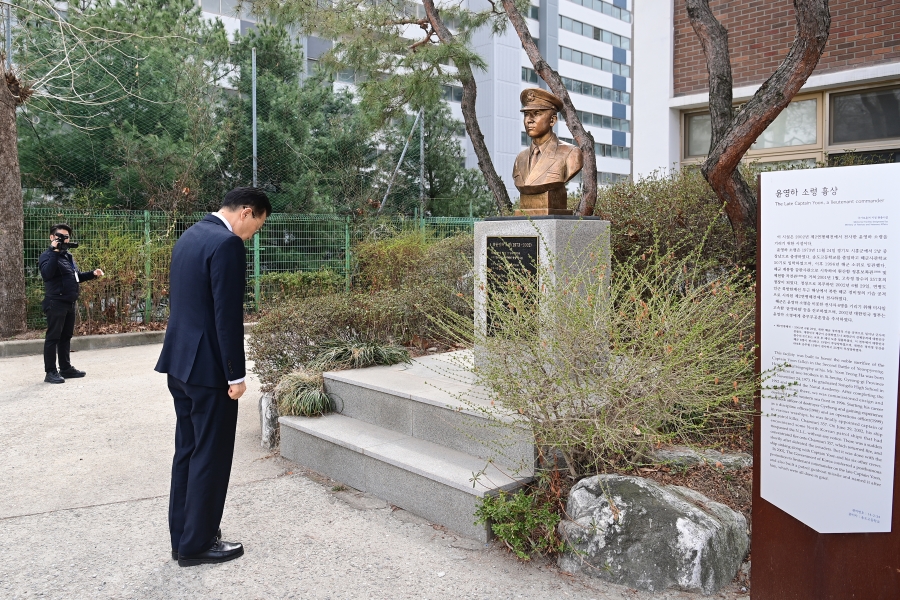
[0,63,26,337]
[500,0,598,217]
[421,0,512,215]
[686,0,830,246]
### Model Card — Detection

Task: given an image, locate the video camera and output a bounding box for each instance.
[54,232,79,252]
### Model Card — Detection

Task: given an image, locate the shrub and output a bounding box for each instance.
[593,168,742,268]
[353,231,431,291]
[433,233,757,477]
[256,269,344,304]
[249,231,474,390]
[274,370,333,416]
[70,230,174,330]
[474,473,566,561]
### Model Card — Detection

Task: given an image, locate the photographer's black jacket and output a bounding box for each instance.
[39,247,97,302]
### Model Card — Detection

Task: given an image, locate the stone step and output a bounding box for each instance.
[280,413,533,542]
[323,351,535,474]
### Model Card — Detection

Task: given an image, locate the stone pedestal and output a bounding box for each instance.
[473,217,610,365]
[516,188,570,216]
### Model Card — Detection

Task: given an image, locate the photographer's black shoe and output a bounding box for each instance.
[59,367,86,378]
[44,371,65,384]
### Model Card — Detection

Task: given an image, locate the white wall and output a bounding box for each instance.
[468,0,523,200]
[631,0,680,178]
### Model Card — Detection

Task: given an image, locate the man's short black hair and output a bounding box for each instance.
[50,223,72,236]
[221,187,272,218]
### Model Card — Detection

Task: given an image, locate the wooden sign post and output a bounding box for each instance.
[754,164,900,598]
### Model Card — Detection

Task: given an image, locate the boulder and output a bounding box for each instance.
[558,475,748,595]
[649,446,752,471]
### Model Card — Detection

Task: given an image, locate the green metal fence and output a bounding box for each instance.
[23,208,477,330]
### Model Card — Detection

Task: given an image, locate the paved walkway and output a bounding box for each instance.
[0,343,746,599]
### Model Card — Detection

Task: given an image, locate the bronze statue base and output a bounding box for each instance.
[514,187,571,216]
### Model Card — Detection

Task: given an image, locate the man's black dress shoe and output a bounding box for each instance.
[59,367,86,378]
[44,371,65,384]
[172,528,222,560]
[177,540,243,567]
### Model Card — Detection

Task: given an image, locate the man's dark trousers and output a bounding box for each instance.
[168,375,238,556]
[42,299,76,373]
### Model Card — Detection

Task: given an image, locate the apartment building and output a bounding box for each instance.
[633,0,900,177]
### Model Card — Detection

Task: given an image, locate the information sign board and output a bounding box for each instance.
[760,164,900,533]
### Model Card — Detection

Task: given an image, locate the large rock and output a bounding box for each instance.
[648,445,752,471]
[558,475,748,595]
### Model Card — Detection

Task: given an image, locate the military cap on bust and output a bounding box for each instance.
[519,87,564,112]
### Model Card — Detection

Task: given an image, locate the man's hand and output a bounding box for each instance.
[94,268,104,277]
[51,238,61,252]
[228,381,246,400]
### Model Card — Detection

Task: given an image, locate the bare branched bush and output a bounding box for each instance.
[434,234,757,477]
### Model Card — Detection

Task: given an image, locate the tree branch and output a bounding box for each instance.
[408,22,437,51]
[685,0,830,247]
[422,0,512,214]
[500,0,597,216]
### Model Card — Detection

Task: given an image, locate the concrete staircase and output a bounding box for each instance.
[279,351,535,541]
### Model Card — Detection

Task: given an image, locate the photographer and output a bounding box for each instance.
[38,224,104,384]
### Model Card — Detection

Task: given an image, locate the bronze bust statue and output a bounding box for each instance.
[513,88,583,216]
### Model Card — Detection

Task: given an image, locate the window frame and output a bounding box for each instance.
[681,93,824,165]
[825,82,900,155]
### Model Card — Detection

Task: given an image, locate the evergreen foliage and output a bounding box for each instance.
[16,1,490,216]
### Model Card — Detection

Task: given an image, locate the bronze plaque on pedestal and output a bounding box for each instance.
[486,236,538,335]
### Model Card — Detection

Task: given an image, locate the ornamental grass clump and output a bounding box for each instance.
[311,338,411,371]
[433,230,758,478]
[274,370,333,417]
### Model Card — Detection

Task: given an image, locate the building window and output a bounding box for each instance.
[831,85,900,145]
[577,109,629,132]
[560,46,630,78]
[529,5,539,19]
[752,99,817,149]
[559,16,630,51]
[337,70,367,84]
[522,68,631,105]
[685,98,818,157]
[684,113,711,158]
[560,137,630,159]
[566,0,631,23]
[442,84,464,103]
[571,171,630,186]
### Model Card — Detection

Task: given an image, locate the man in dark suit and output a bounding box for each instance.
[156,187,271,567]
[39,223,104,384]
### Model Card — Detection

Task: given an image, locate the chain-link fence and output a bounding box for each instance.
[24,208,477,331]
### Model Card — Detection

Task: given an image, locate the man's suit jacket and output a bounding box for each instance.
[512,133,583,194]
[155,215,246,388]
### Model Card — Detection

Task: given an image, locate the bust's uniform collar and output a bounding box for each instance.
[526,133,561,184]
